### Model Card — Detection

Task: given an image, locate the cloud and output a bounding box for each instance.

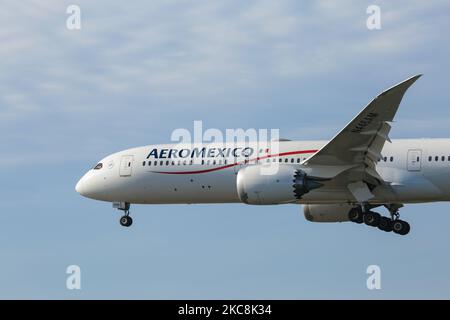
[0,0,449,165]
[1,1,446,108]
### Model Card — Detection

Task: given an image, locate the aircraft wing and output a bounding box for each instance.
[304,75,422,201]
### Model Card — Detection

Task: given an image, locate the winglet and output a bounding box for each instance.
[379,74,422,97]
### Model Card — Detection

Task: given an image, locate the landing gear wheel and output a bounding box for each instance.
[378,217,393,232]
[363,211,381,227]
[348,207,363,224]
[120,215,133,227]
[392,220,410,235]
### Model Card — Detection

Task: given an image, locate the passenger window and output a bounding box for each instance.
[148,161,152,166]
[297,159,301,163]
[428,156,432,161]
[213,160,216,165]
[160,161,163,165]
[279,158,282,163]
[442,156,445,161]
[383,157,387,162]
[390,156,393,162]
[291,158,294,163]
[142,161,145,166]
[224,159,228,164]
[201,160,205,165]
[154,161,157,166]
[435,156,439,161]
[284,158,288,163]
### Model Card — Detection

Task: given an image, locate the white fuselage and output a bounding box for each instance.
[75,138,450,205]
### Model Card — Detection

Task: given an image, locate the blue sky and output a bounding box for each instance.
[1,0,450,299]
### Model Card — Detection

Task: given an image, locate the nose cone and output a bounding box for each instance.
[75,171,99,199]
[75,178,85,195]
[75,170,108,200]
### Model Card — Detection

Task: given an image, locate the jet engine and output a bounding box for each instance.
[303,204,352,222]
[236,165,323,205]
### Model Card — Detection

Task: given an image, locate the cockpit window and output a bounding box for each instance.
[93,163,103,170]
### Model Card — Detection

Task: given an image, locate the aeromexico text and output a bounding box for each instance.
[146,147,256,159]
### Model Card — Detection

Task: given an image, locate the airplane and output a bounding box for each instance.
[76,74,448,235]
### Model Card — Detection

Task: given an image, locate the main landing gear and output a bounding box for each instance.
[113,202,133,227]
[348,204,410,235]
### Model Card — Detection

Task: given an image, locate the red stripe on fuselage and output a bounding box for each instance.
[149,149,318,175]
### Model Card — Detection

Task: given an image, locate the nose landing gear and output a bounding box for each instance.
[113,202,133,227]
[119,212,133,227]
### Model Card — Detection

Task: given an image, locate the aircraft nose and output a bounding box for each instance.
[75,178,85,195]
[75,171,106,200]
[75,171,93,197]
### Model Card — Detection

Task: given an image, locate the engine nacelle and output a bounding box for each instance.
[303,204,352,222]
[236,164,323,205]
